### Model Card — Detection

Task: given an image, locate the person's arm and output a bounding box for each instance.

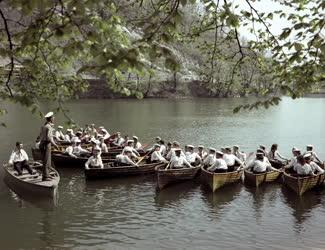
[158,153,168,163]
[22,150,29,162]
[312,162,324,174]
[8,151,15,165]
[313,152,322,163]
[133,148,140,157]
[275,151,288,161]
[196,154,202,163]
[235,155,243,166]
[207,161,216,172]
[241,152,247,162]
[66,147,77,158]
[85,157,92,169]
[125,156,137,166]
[99,158,104,169]
[183,157,192,168]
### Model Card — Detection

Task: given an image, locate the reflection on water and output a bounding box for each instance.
[1,97,325,249]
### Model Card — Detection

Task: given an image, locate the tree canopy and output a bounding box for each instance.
[0,0,324,123]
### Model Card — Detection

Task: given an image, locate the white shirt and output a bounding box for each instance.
[207,158,227,171]
[9,149,29,165]
[248,159,274,173]
[268,150,287,161]
[287,156,297,168]
[309,161,324,174]
[185,152,201,163]
[234,151,246,162]
[198,151,208,160]
[151,151,167,162]
[203,154,216,167]
[116,154,136,166]
[71,136,80,144]
[100,143,108,153]
[134,142,142,150]
[160,145,167,156]
[166,148,185,160]
[122,146,139,158]
[296,163,314,176]
[85,155,103,169]
[223,153,242,166]
[170,156,192,169]
[65,146,77,157]
[55,130,65,141]
[73,145,89,155]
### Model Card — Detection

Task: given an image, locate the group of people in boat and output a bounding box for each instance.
[7,111,324,179]
[247,144,324,176]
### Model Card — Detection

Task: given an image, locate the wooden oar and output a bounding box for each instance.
[135,151,151,165]
[164,161,171,170]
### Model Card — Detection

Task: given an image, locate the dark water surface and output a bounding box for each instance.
[0,97,325,249]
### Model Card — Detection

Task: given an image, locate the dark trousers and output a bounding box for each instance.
[214,169,228,173]
[40,141,51,179]
[14,160,33,175]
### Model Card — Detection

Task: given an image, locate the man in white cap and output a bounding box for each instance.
[151,144,168,163]
[207,151,228,173]
[111,132,124,147]
[146,136,162,152]
[304,153,324,174]
[166,141,185,160]
[233,145,246,162]
[122,140,140,158]
[197,145,207,160]
[38,112,59,181]
[185,145,201,166]
[295,155,315,176]
[305,145,322,164]
[170,148,192,169]
[203,148,217,167]
[99,127,110,140]
[116,148,137,166]
[85,146,104,169]
[98,136,108,153]
[285,147,301,171]
[247,152,277,174]
[73,139,90,156]
[223,147,243,171]
[133,136,142,150]
[54,126,65,142]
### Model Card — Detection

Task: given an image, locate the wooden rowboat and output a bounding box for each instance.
[283,171,325,195]
[52,152,115,168]
[3,161,60,197]
[155,165,201,190]
[244,169,282,187]
[200,166,243,192]
[85,162,164,179]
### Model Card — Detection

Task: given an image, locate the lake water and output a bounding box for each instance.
[0,97,325,249]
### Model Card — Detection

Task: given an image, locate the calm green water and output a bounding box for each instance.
[0,97,325,250]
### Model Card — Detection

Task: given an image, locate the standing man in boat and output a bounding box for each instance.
[9,142,35,175]
[39,112,59,181]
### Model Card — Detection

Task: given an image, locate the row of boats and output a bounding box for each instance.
[3,146,325,198]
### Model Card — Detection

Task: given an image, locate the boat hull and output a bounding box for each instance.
[200,166,243,192]
[283,172,325,195]
[156,165,201,190]
[244,170,282,187]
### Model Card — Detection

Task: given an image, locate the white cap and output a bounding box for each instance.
[304,153,312,158]
[209,147,216,152]
[156,136,161,141]
[67,129,73,133]
[98,126,104,129]
[44,112,54,118]
[187,145,194,149]
[306,145,313,148]
[173,141,180,146]
[127,140,134,143]
[233,145,239,149]
[58,125,63,129]
[154,143,160,148]
[198,145,204,148]
[216,150,223,156]
[133,136,139,140]
[97,134,103,138]
[174,148,182,152]
[101,129,108,134]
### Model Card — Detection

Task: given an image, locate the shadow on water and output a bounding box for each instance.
[244,182,281,222]
[281,185,323,233]
[200,182,242,214]
[154,181,200,208]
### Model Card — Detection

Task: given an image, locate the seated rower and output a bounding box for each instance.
[185,145,202,166]
[151,144,168,163]
[159,140,167,156]
[170,148,192,169]
[203,148,217,167]
[71,131,83,144]
[197,145,207,160]
[285,147,301,171]
[304,153,324,174]
[85,146,103,169]
[65,129,75,143]
[98,136,108,153]
[65,143,78,158]
[122,140,140,158]
[165,141,172,157]
[223,147,243,171]
[99,127,110,140]
[111,132,124,147]
[233,145,246,162]
[146,136,162,152]
[267,144,288,168]
[73,139,90,156]
[9,142,35,175]
[133,136,142,150]
[166,141,185,160]
[207,151,228,173]
[248,152,277,174]
[295,155,315,177]
[305,145,322,164]
[55,125,65,142]
[116,149,137,166]
[259,145,268,156]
